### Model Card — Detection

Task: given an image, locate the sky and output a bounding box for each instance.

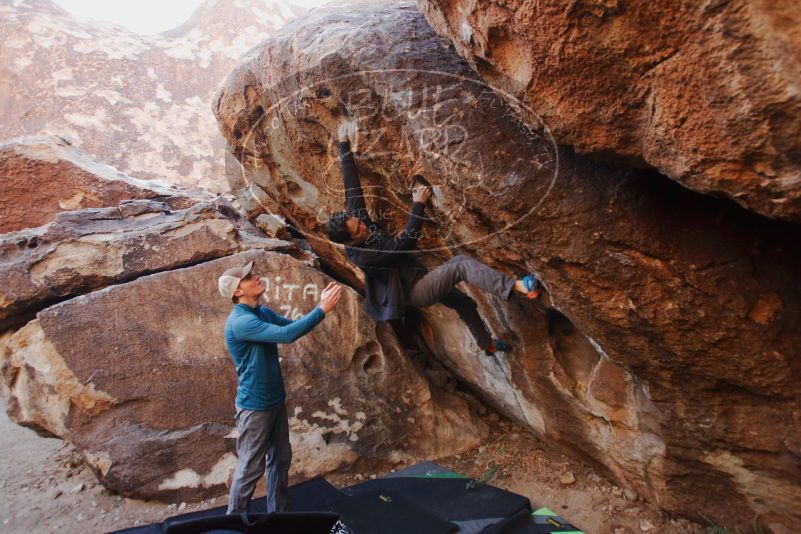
[53,0,330,34]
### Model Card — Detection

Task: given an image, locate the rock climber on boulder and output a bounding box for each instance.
[324,119,542,356]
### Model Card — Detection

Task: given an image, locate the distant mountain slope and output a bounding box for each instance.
[0,0,306,191]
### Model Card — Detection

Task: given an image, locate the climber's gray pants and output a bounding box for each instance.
[227,403,291,514]
[406,255,516,350]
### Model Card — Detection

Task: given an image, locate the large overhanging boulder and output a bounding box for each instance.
[415,0,801,222]
[213,2,801,531]
[0,249,485,500]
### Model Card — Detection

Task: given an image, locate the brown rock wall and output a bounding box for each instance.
[416,0,801,222]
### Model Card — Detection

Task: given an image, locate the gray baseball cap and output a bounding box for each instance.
[218,261,254,298]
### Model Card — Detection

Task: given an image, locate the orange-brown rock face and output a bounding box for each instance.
[415,0,801,223]
[213,3,801,531]
[0,0,305,191]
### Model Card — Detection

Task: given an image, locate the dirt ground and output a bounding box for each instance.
[0,398,707,534]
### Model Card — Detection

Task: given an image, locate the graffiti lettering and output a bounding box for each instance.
[259,277,324,320]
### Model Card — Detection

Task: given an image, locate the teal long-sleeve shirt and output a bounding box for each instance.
[224,303,325,410]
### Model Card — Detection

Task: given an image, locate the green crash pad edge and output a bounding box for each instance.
[532,507,585,533]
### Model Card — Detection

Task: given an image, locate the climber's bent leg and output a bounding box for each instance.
[406,255,516,307]
[407,256,516,354]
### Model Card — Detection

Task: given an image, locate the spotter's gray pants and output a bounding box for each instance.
[227,403,291,514]
[406,255,516,350]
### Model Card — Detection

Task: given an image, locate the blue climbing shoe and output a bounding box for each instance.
[485,339,513,356]
[522,274,542,299]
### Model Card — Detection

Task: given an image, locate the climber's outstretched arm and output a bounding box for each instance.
[337,120,371,222]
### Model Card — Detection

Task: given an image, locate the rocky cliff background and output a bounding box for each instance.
[1,1,799,533]
[0,0,305,191]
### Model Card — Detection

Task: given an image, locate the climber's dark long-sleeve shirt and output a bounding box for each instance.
[339,141,425,321]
